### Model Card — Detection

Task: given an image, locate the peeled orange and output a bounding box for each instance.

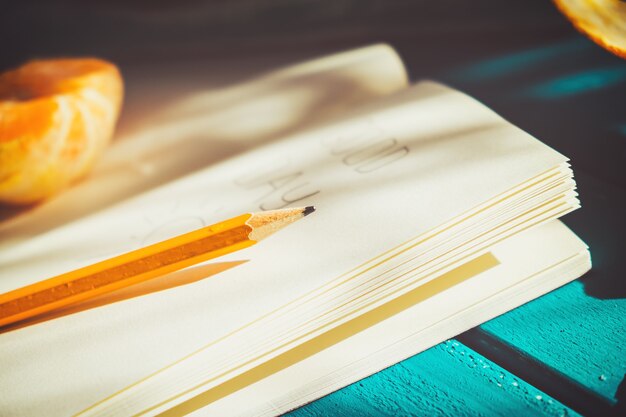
[554,0,626,58]
[0,58,123,205]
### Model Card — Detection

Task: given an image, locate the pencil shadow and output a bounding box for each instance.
[0,260,248,334]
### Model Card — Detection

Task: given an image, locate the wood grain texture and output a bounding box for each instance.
[287,340,579,417]
[481,281,626,403]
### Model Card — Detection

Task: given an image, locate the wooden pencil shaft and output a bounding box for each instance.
[0,206,313,328]
[0,214,254,327]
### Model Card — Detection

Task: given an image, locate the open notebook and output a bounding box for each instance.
[0,45,590,417]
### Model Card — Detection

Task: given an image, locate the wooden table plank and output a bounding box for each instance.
[481,280,626,403]
[287,340,580,417]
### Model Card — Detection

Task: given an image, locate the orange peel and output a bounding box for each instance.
[0,58,123,205]
[554,0,626,58]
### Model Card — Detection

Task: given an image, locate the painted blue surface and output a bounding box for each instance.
[287,341,579,417]
[481,280,626,403]
[525,66,626,99]
[448,38,590,82]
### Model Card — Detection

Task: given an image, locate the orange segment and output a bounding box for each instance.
[0,58,123,205]
[554,0,626,58]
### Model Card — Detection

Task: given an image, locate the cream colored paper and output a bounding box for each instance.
[0,43,408,251]
[199,220,590,417]
[1,79,574,417]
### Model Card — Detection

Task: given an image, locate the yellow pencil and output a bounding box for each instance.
[0,206,315,327]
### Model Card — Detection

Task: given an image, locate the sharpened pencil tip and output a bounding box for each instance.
[303,206,316,217]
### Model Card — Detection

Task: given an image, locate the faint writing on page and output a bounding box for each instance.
[234,119,409,210]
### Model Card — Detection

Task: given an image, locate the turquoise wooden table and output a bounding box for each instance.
[2,1,624,416]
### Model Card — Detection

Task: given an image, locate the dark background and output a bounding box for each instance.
[2,0,625,415]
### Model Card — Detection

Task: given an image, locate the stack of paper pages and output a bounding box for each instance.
[0,45,590,417]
